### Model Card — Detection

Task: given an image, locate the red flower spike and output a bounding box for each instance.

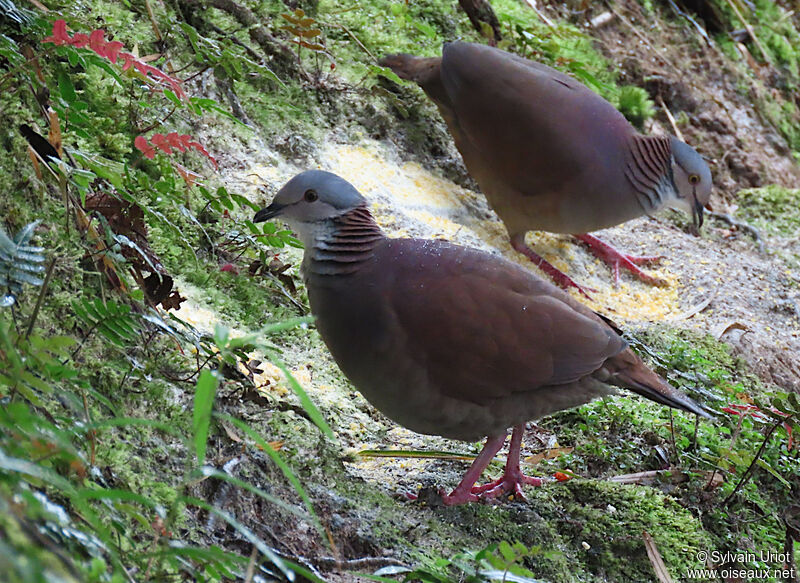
[89,29,106,55]
[134,136,156,159]
[133,60,151,77]
[187,141,218,169]
[149,133,172,154]
[118,52,136,71]
[71,33,89,48]
[104,41,124,63]
[137,132,217,171]
[42,20,189,101]
[43,20,70,45]
[166,133,186,152]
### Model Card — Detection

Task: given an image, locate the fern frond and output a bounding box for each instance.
[0,221,45,304]
[72,298,140,347]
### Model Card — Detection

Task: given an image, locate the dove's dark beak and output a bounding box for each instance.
[692,194,704,230]
[253,201,284,223]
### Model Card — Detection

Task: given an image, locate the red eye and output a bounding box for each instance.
[304,189,318,202]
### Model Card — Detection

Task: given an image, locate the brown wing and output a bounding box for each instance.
[438,42,633,197]
[383,239,626,406]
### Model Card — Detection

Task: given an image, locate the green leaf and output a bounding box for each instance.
[193,370,219,466]
[0,450,76,493]
[755,458,791,488]
[74,487,160,507]
[58,70,77,103]
[163,88,182,107]
[269,356,333,439]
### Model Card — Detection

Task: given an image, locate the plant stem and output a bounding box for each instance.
[24,256,57,340]
[723,419,784,507]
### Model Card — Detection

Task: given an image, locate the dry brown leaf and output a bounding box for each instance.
[220,421,242,443]
[174,163,203,187]
[524,446,573,465]
[257,440,284,451]
[27,147,43,180]
[712,321,749,340]
[138,53,163,63]
[47,107,63,158]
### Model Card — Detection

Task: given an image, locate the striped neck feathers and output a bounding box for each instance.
[307,205,386,276]
[624,135,678,214]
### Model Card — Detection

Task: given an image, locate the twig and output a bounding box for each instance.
[244,545,258,583]
[723,0,772,64]
[657,96,684,141]
[139,105,178,134]
[603,1,682,77]
[707,211,765,253]
[522,0,556,30]
[667,0,712,46]
[669,292,715,321]
[723,419,784,506]
[643,532,675,583]
[24,256,57,340]
[327,23,375,61]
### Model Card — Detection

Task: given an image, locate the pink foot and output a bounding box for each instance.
[573,234,666,287]
[470,470,543,501]
[510,234,594,299]
[441,425,543,506]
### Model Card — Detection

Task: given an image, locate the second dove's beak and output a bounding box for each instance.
[692,195,704,229]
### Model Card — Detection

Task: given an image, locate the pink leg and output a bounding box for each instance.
[441,426,543,506]
[441,433,507,506]
[469,425,542,501]
[573,234,666,287]
[510,234,594,299]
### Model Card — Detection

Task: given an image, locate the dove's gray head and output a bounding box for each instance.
[669,137,712,228]
[254,170,366,227]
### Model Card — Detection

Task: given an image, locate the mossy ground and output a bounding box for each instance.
[738,186,800,237]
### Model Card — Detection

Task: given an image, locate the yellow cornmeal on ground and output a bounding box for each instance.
[251,361,288,397]
[244,163,283,185]
[404,209,467,239]
[326,144,467,211]
[584,273,681,322]
[176,297,219,332]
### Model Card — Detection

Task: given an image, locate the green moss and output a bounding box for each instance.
[738,185,800,237]
[548,481,713,580]
[614,85,656,129]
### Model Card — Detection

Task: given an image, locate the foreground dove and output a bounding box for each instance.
[254,170,709,505]
[380,42,712,295]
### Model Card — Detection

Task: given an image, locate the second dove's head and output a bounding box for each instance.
[668,137,712,228]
